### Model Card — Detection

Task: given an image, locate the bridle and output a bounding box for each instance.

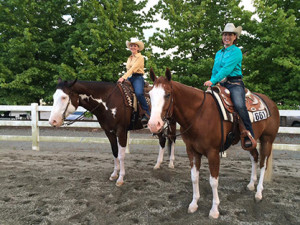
[159,83,206,138]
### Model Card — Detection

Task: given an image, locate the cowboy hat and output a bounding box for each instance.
[126,38,144,51]
[222,23,242,38]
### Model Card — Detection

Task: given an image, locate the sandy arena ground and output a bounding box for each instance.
[0,127,299,225]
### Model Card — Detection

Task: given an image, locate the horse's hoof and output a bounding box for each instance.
[255,193,262,202]
[247,183,255,191]
[188,204,198,213]
[153,165,160,170]
[116,180,124,187]
[168,163,174,169]
[109,175,118,181]
[209,210,220,219]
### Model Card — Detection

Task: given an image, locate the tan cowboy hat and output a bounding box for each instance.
[126,38,144,51]
[222,23,242,38]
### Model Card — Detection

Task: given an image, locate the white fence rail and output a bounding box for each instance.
[0,104,299,151]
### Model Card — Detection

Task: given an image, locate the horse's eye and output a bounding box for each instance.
[62,96,67,100]
[165,93,170,99]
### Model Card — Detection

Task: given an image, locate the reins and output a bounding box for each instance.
[63,83,120,126]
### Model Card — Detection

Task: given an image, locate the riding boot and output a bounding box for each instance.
[141,113,150,126]
[239,118,257,150]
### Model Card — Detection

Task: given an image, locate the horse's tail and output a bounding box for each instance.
[264,149,273,182]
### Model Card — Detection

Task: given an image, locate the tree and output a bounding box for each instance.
[148,0,253,88]
[0,0,75,104]
[242,0,300,108]
[0,0,152,104]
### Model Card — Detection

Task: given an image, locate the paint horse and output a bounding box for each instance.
[148,68,280,218]
[49,79,176,186]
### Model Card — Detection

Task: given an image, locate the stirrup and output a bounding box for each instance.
[240,130,257,151]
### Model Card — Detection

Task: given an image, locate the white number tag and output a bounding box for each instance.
[253,110,267,122]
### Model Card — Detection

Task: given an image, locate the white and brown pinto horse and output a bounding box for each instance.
[49,79,176,186]
[148,68,280,218]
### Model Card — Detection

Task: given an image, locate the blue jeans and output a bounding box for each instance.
[128,75,150,116]
[221,79,255,138]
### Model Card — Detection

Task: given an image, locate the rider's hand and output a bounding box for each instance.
[118,77,125,83]
[204,80,213,87]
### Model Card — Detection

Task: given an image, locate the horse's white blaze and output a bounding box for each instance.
[49,90,76,126]
[188,164,200,213]
[247,154,257,191]
[148,85,165,133]
[79,94,117,118]
[209,175,220,219]
[255,157,267,201]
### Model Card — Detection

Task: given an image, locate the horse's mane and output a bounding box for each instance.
[57,80,115,90]
[57,80,117,98]
[172,80,204,96]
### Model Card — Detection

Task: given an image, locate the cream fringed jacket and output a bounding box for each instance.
[121,53,144,80]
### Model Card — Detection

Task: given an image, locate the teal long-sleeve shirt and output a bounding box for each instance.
[210,44,243,85]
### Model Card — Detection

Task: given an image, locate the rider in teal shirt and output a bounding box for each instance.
[204,23,255,149]
[210,45,243,85]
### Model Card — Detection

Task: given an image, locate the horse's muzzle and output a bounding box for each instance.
[147,120,164,134]
[49,118,63,127]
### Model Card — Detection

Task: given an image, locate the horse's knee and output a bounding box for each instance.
[209,176,219,189]
[250,149,259,162]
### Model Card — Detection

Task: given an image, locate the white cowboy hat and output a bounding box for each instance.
[222,23,242,38]
[126,38,144,51]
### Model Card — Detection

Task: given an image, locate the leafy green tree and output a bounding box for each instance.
[0,0,75,104]
[148,0,252,88]
[59,0,152,83]
[242,0,300,108]
[0,0,152,104]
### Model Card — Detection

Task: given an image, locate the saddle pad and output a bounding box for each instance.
[207,89,270,123]
[118,81,151,112]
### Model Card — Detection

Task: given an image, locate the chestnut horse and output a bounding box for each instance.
[148,68,280,218]
[49,79,176,186]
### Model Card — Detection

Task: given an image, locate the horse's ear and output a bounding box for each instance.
[68,78,78,87]
[150,68,156,82]
[165,68,171,81]
[58,78,62,83]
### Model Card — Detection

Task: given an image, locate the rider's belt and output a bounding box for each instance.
[227,76,242,81]
[132,73,143,77]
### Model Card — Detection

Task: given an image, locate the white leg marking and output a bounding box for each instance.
[116,142,126,187]
[247,154,257,191]
[255,157,267,201]
[188,164,200,213]
[110,157,119,181]
[209,175,220,219]
[168,142,175,169]
[154,146,165,170]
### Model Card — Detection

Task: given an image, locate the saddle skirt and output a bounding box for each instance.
[118,80,151,113]
[207,84,270,123]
